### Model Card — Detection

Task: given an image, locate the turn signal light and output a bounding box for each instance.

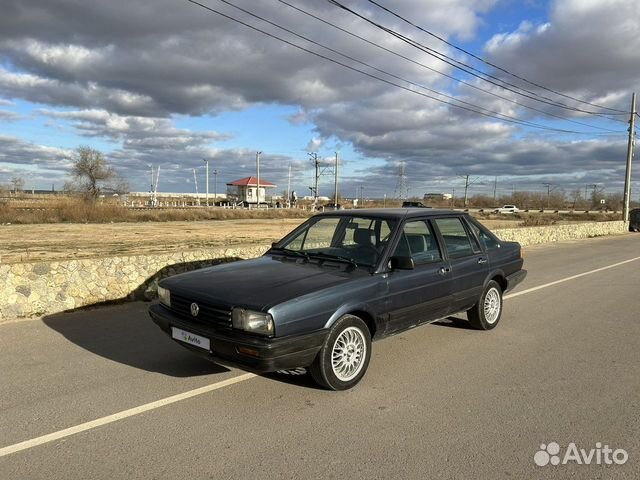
[237,347,260,357]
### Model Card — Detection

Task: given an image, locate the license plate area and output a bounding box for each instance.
[171,327,211,351]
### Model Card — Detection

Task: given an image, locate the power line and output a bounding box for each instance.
[185,0,621,135]
[276,0,620,133]
[327,0,628,121]
[214,0,597,132]
[365,0,627,114]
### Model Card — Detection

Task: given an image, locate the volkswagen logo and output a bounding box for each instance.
[190,302,199,317]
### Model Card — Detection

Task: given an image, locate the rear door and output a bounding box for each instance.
[432,216,489,313]
[384,219,453,334]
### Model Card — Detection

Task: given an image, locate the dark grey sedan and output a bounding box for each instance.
[149,209,526,390]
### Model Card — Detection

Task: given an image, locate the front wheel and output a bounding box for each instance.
[309,315,371,391]
[468,280,503,330]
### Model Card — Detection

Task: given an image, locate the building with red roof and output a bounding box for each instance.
[226,176,277,205]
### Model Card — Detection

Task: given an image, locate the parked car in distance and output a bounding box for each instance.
[149,209,527,390]
[493,205,520,214]
[402,201,431,208]
[630,208,640,232]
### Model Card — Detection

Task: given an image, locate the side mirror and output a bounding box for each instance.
[271,242,278,248]
[388,256,415,270]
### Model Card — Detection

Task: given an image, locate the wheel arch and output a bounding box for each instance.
[485,268,507,292]
[324,305,378,339]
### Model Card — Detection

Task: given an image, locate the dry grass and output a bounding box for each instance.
[0,198,310,224]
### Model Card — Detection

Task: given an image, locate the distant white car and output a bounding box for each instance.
[493,205,520,214]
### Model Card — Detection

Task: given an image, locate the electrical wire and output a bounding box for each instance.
[365,0,627,114]
[276,0,620,133]
[185,0,622,135]
[327,0,628,121]
[215,0,578,131]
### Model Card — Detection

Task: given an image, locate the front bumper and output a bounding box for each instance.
[505,269,527,293]
[149,303,327,373]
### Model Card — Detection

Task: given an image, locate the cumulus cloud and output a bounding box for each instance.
[484,0,640,107]
[0,0,636,195]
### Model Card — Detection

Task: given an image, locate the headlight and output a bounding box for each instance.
[157,285,171,308]
[232,308,274,337]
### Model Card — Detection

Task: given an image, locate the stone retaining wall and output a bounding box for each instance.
[0,221,628,321]
[495,221,627,246]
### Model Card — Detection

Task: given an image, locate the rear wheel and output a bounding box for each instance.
[309,315,371,390]
[468,280,503,330]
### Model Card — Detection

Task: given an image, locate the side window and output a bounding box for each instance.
[392,220,441,264]
[434,218,477,258]
[467,218,499,250]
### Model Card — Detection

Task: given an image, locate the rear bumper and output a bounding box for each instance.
[505,269,527,293]
[149,303,327,373]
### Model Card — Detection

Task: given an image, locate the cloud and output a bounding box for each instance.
[0,0,635,195]
[0,109,23,121]
[483,0,640,107]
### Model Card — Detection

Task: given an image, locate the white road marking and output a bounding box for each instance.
[0,373,255,458]
[2,254,640,458]
[505,255,640,299]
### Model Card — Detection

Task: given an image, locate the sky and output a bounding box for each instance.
[0,0,638,200]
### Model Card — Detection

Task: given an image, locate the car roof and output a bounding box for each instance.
[314,208,465,220]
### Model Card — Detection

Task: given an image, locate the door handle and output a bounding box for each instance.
[478,258,488,264]
[438,266,451,275]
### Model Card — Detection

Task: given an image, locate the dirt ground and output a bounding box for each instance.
[0,219,306,264]
[0,217,529,264]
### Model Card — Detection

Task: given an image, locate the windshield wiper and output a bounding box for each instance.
[268,247,310,261]
[307,252,358,268]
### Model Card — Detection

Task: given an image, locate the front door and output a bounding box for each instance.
[384,219,453,334]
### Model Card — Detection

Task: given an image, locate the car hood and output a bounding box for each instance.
[161,255,361,310]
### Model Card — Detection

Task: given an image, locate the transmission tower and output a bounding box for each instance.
[394,162,409,200]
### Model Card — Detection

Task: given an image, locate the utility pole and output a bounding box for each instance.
[308,152,319,210]
[203,158,209,207]
[493,176,498,202]
[213,169,218,205]
[589,184,598,207]
[543,183,552,208]
[463,175,470,208]
[334,151,339,208]
[193,168,199,206]
[623,92,636,222]
[287,164,291,209]
[256,151,262,208]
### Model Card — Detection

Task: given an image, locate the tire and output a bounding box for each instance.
[467,280,503,330]
[309,315,372,391]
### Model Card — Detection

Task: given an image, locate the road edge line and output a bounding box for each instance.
[0,372,256,458]
[505,255,640,299]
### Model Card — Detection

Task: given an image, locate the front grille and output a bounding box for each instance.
[170,293,232,329]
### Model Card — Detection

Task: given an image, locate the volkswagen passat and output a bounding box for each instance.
[149,209,526,390]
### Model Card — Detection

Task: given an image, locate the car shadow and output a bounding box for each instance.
[432,315,474,330]
[262,368,326,391]
[42,304,230,378]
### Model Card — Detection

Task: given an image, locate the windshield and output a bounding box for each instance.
[277,216,397,267]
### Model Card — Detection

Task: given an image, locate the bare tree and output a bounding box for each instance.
[69,146,116,201]
[10,176,25,195]
[569,189,583,209]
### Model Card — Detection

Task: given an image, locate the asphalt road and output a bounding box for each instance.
[1,234,639,479]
